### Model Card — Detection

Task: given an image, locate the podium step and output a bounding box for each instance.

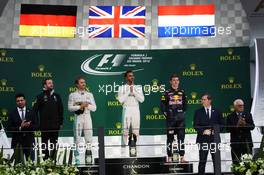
[94,156,193,175]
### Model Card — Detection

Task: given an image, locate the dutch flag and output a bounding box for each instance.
[158,5,215,37]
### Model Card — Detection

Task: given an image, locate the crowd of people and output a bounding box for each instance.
[4,71,255,175]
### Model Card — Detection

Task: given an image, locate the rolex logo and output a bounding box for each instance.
[220,48,240,61]
[115,122,122,129]
[32,64,52,78]
[228,77,235,84]
[108,122,123,135]
[107,90,122,107]
[182,64,203,77]
[0,109,8,122]
[152,79,159,86]
[0,79,15,92]
[153,107,160,114]
[227,48,234,55]
[0,50,6,57]
[0,50,14,63]
[143,79,165,95]
[187,92,201,105]
[145,107,165,120]
[230,105,235,112]
[1,79,7,86]
[38,65,45,72]
[1,109,8,116]
[221,76,242,89]
[191,92,197,99]
[190,64,196,71]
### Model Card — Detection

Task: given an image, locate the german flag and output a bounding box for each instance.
[19,4,77,38]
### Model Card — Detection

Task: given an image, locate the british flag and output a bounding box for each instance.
[88,6,146,38]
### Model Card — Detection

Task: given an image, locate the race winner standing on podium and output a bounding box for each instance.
[161,74,187,162]
[68,76,96,165]
[118,70,145,146]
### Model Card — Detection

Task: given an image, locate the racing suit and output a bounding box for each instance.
[160,87,186,157]
[68,90,96,161]
[118,84,144,145]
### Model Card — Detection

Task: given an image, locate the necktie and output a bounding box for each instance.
[206,108,210,119]
[21,109,25,120]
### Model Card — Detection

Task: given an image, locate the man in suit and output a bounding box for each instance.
[7,93,38,161]
[226,99,255,164]
[33,78,64,160]
[193,94,224,175]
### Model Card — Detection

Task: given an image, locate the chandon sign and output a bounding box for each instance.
[123,164,150,169]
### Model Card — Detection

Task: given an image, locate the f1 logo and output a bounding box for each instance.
[97,54,125,67]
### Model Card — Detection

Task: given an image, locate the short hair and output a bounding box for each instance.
[15,93,25,99]
[170,74,179,81]
[124,70,133,78]
[202,93,212,100]
[234,99,244,106]
[42,78,52,86]
[75,76,85,85]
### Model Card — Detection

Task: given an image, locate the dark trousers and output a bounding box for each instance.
[166,113,185,157]
[23,147,35,161]
[198,142,216,175]
[231,143,252,165]
[41,131,59,160]
[12,141,35,163]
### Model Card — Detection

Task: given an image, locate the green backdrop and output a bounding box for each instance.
[0,47,250,136]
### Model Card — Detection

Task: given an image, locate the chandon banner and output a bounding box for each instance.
[0,47,250,136]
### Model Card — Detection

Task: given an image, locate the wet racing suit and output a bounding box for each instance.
[118,84,144,145]
[161,87,186,157]
[68,90,96,162]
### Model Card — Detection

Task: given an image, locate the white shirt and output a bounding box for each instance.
[118,84,144,107]
[17,107,26,120]
[204,106,212,119]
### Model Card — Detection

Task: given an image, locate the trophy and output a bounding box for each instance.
[172,139,180,162]
[74,102,84,115]
[128,133,137,157]
[85,149,93,165]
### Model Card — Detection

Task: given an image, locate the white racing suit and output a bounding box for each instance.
[68,90,96,161]
[117,84,144,145]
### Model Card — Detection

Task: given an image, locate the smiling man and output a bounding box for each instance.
[68,76,97,165]
[226,99,255,164]
[117,70,144,151]
[8,93,38,162]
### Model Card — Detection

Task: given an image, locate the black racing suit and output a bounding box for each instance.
[160,87,186,157]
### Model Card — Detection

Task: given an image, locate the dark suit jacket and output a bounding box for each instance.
[193,107,224,143]
[226,112,255,148]
[33,90,64,130]
[7,108,38,148]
